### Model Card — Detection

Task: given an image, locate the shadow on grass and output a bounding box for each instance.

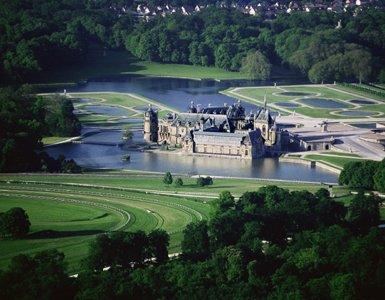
[180,184,239,190]
[28,229,104,239]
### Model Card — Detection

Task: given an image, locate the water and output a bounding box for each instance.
[72,98,95,104]
[350,99,376,105]
[275,102,300,108]
[47,140,337,182]
[83,105,132,116]
[82,130,124,144]
[349,123,377,129]
[279,92,313,97]
[299,98,349,109]
[46,76,338,183]
[66,76,306,112]
[338,110,377,117]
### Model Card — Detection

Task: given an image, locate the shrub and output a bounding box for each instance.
[174,178,183,187]
[163,172,173,185]
[196,176,213,187]
[0,207,30,239]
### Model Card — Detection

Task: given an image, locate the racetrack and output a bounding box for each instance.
[0,180,212,272]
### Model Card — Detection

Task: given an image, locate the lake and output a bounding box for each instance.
[47,76,338,183]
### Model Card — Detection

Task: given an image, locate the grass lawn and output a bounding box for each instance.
[224,84,384,119]
[77,114,113,124]
[0,171,355,272]
[72,93,149,108]
[304,154,365,169]
[320,152,361,157]
[0,177,212,272]
[336,84,385,102]
[42,136,72,145]
[364,104,385,114]
[71,91,176,112]
[34,49,248,83]
[67,92,176,126]
[0,172,349,200]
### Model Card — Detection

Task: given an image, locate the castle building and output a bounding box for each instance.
[144,99,288,159]
[143,105,158,142]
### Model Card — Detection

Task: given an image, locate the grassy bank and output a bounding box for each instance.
[42,136,72,146]
[34,49,248,83]
[304,154,365,169]
[33,49,303,84]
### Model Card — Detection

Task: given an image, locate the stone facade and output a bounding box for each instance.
[143,105,158,142]
[144,100,286,159]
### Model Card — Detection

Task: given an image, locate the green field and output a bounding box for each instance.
[34,49,248,83]
[42,136,72,146]
[223,84,385,119]
[319,151,361,157]
[304,154,365,169]
[0,175,214,272]
[0,171,374,273]
[67,92,175,126]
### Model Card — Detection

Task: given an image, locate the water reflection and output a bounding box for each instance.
[45,76,338,183]
[66,76,306,112]
[46,143,337,183]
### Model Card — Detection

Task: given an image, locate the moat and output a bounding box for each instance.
[46,76,338,183]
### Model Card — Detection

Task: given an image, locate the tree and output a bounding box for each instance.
[339,161,379,190]
[346,49,372,84]
[174,178,183,187]
[0,249,75,300]
[163,172,173,185]
[329,273,356,300]
[347,192,380,234]
[373,159,385,192]
[374,168,385,192]
[0,207,30,239]
[148,229,170,264]
[240,51,271,80]
[308,60,334,83]
[378,69,385,83]
[212,191,235,213]
[181,221,210,261]
[86,231,150,271]
[196,176,213,187]
[214,43,235,70]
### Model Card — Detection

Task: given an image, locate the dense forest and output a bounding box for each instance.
[127,7,385,82]
[1,1,385,83]
[0,86,81,172]
[1,186,384,299]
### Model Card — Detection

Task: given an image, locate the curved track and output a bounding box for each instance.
[0,181,211,270]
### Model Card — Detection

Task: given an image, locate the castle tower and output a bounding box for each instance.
[144,104,158,142]
[188,101,197,113]
[254,94,277,146]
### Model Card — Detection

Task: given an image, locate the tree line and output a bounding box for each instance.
[0,86,81,172]
[339,158,385,192]
[126,6,385,82]
[2,1,385,83]
[0,0,135,83]
[1,185,384,299]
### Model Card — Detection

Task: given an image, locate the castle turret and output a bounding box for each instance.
[144,104,158,142]
[188,100,197,113]
[254,94,277,146]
